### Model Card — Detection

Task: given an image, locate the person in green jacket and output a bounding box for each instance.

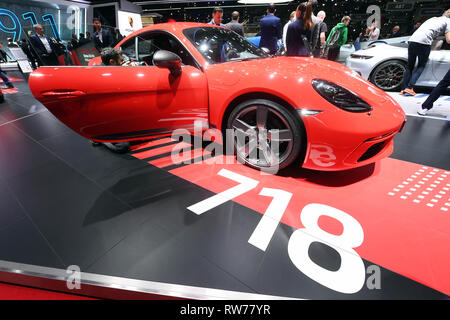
[324,16,351,61]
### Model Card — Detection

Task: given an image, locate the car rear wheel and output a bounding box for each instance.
[370,60,406,92]
[226,99,303,172]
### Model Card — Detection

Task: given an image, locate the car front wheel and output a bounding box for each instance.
[370,60,406,92]
[226,99,303,172]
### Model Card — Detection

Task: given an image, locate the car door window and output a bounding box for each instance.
[120,32,197,67]
[120,37,137,61]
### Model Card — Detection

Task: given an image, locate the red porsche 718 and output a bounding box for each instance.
[29,22,406,171]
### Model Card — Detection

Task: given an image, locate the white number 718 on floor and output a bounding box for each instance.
[187,169,366,294]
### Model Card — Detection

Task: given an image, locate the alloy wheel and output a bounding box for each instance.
[230,104,294,168]
[373,62,406,91]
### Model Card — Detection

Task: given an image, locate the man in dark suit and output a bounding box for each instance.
[259,3,282,54]
[77,33,91,47]
[226,11,244,36]
[29,24,61,66]
[93,18,114,51]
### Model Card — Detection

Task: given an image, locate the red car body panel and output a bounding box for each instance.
[29,22,406,171]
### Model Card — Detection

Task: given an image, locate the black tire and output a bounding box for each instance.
[226,99,303,172]
[103,142,130,153]
[370,60,406,92]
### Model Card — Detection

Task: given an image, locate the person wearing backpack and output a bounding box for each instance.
[311,10,327,58]
[324,16,351,61]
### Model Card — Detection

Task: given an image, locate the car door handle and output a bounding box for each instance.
[41,90,86,98]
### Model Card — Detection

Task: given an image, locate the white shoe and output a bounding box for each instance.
[417,108,429,116]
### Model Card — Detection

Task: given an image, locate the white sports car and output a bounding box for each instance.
[345,38,450,91]
[336,36,410,63]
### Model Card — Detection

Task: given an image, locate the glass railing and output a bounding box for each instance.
[4,22,128,68]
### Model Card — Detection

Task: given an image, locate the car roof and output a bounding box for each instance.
[125,22,222,38]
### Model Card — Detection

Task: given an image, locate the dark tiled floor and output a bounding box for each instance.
[0,73,448,299]
[391,116,450,170]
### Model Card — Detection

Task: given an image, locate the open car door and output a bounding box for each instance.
[29,31,208,143]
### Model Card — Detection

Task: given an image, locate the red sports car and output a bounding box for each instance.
[29,22,405,171]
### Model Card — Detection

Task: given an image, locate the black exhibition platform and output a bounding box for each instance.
[0,72,449,299]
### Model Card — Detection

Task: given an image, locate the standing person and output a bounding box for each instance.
[67,33,78,50]
[324,16,351,61]
[209,7,226,27]
[309,0,320,25]
[93,18,114,51]
[361,27,371,42]
[77,33,91,47]
[354,31,363,51]
[7,38,18,48]
[389,25,401,38]
[0,42,8,62]
[0,67,14,89]
[311,10,327,58]
[418,67,450,117]
[401,9,450,96]
[368,21,380,41]
[259,3,282,54]
[410,21,422,35]
[286,2,314,57]
[29,24,61,66]
[226,11,244,36]
[113,29,124,46]
[283,11,296,51]
[0,43,14,88]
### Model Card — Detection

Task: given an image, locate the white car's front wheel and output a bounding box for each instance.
[370,60,407,92]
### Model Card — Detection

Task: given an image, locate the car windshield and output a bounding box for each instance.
[183,27,268,64]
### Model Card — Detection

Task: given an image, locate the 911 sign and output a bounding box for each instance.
[0,5,82,42]
[188,169,380,294]
[0,8,60,42]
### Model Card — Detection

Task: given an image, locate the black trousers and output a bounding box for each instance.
[38,53,60,66]
[0,71,13,87]
[327,47,340,61]
[422,67,450,110]
[402,41,431,90]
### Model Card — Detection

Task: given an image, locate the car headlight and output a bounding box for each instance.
[311,79,373,113]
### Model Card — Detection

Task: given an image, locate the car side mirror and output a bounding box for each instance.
[153,50,182,77]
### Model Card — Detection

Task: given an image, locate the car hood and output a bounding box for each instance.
[216,56,390,105]
[205,56,312,87]
[357,43,408,56]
